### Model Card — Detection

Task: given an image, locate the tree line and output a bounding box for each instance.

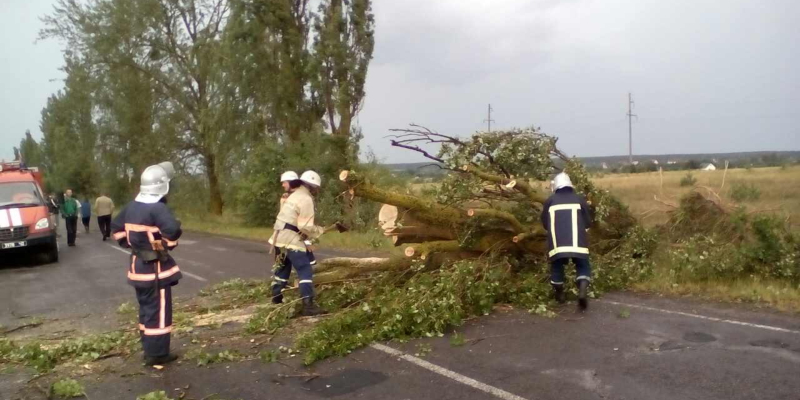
[15,0,374,219]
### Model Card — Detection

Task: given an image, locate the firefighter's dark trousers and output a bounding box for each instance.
[135,285,173,357]
[550,257,592,285]
[272,249,314,300]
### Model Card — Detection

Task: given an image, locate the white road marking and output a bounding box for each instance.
[599,300,800,335]
[370,343,529,400]
[209,246,228,252]
[106,245,208,282]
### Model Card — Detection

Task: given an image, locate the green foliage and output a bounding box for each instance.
[0,331,138,373]
[259,349,280,364]
[137,391,174,400]
[185,349,242,367]
[449,333,466,347]
[297,249,654,365]
[40,0,376,215]
[730,181,761,202]
[245,304,295,335]
[117,302,136,315]
[618,309,631,319]
[669,215,799,284]
[679,172,697,187]
[51,379,85,398]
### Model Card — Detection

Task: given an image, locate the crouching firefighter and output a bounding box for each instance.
[541,172,593,311]
[270,170,327,316]
[111,162,183,366]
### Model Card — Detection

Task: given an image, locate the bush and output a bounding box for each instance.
[51,379,85,399]
[730,181,761,202]
[679,172,697,187]
[668,215,799,283]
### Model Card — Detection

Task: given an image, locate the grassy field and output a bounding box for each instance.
[593,165,800,231]
[596,166,800,313]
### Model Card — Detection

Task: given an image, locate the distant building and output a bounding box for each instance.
[601,162,608,170]
[651,159,659,165]
[667,160,677,165]
[631,161,640,166]
[700,163,716,171]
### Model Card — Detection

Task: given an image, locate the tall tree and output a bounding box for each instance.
[19,130,44,167]
[311,0,374,166]
[43,0,237,215]
[39,58,100,195]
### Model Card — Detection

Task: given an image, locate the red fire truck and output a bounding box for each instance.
[0,161,59,263]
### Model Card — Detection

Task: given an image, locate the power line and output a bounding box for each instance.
[483,104,495,132]
[627,93,637,164]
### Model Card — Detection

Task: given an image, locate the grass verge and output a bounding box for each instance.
[179,213,398,253]
[634,267,800,314]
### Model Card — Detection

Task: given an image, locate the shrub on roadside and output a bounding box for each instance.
[679,172,697,187]
[669,215,799,284]
[730,181,761,202]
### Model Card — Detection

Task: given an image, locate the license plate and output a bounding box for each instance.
[2,241,27,249]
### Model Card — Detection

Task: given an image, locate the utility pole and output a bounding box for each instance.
[484,104,495,132]
[626,93,637,164]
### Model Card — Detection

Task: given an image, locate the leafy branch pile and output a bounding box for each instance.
[666,192,800,284]
[284,126,655,363]
[0,331,138,373]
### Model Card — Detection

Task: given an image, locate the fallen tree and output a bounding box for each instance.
[314,125,636,274]
[287,125,652,364]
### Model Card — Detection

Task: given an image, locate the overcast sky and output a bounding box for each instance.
[2,0,798,163]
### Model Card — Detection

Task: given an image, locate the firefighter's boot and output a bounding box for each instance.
[144,354,178,366]
[301,297,326,317]
[577,280,590,311]
[552,284,566,304]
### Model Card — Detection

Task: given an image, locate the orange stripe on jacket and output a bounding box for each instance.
[127,265,181,281]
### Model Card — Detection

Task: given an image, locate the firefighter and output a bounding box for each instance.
[541,172,593,310]
[270,170,326,316]
[279,171,316,266]
[111,162,183,366]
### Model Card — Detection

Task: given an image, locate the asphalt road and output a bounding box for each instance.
[0,219,351,329]
[2,221,800,399]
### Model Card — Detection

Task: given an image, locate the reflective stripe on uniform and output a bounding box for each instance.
[273,276,288,282]
[159,289,166,329]
[127,265,181,281]
[138,324,172,336]
[548,246,589,257]
[124,223,179,247]
[299,280,313,284]
[548,203,587,258]
[576,275,591,281]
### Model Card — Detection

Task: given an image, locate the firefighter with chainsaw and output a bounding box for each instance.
[541,172,593,310]
[270,170,333,316]
[111,162,182,366]
[279,171,317,266]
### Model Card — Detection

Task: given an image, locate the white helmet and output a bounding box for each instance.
[300,170,321,187]
[136,162,175,203]
[280,171,299,182]
[553,172,573,191]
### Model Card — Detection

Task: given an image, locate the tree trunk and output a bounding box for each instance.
[205,154,224,215]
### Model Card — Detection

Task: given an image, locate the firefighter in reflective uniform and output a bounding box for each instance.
[280,171,316,266]
[270,170,326,316]
[541,172,593,310]
[111,162,183,365]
